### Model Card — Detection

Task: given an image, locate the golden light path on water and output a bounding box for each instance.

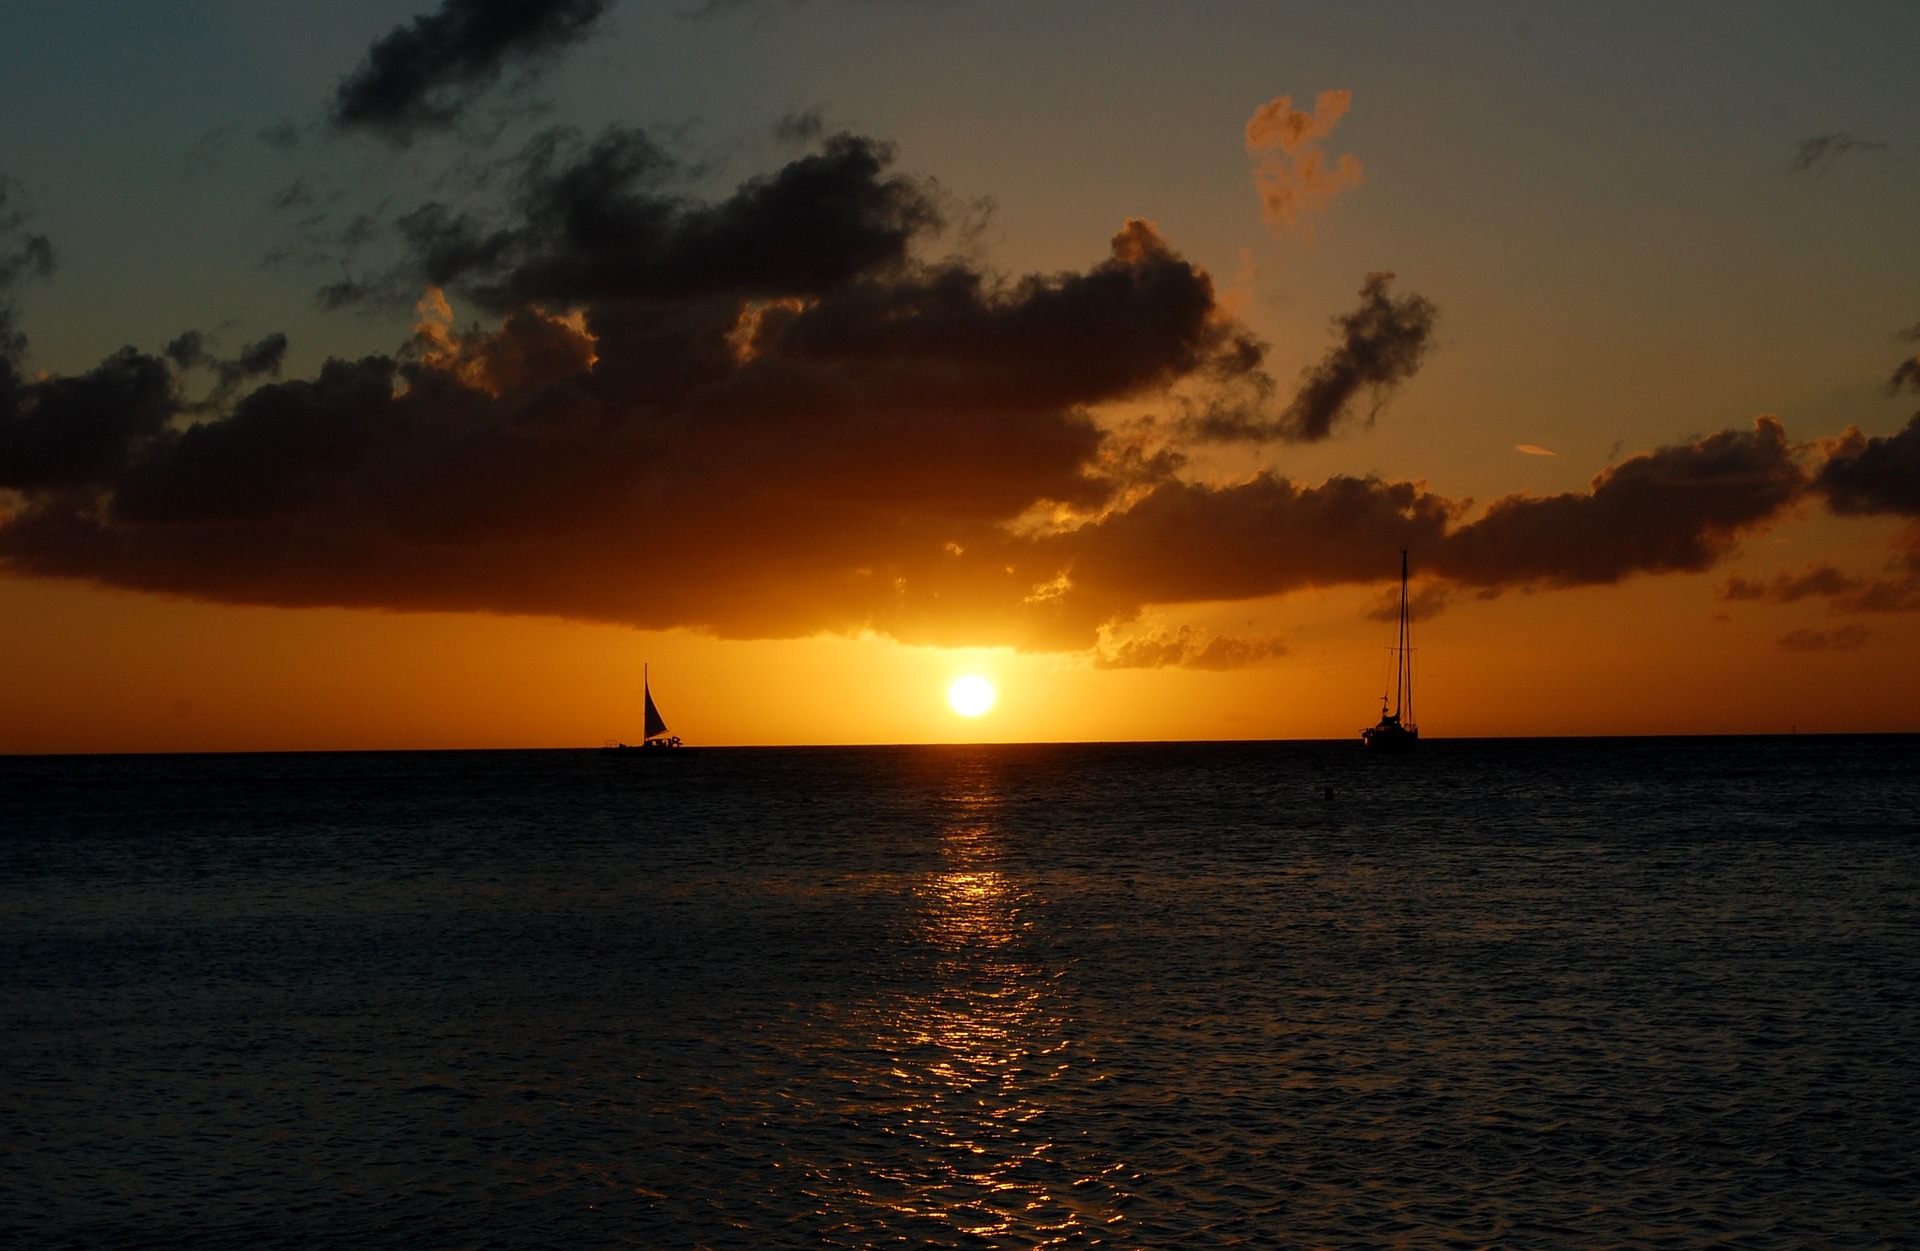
[789,776,1131,1245]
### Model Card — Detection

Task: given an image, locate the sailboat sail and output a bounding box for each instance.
[643,674,668,740]
[603,663,687,751]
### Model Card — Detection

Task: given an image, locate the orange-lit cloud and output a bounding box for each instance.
[1245,90,1364,237]
[1516,444,1556,457]
[1093,625,1287,670]
[412,287,597,398]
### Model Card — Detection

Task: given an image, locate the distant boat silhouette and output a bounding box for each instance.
[605,665,687,752]
[1361,550,1419,753]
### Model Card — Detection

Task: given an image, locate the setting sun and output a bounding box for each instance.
[948,675,996,717]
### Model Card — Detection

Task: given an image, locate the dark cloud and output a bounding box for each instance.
[164,331,290,409]
[1777,624,1870,652]
[1190,273,1436,443]
[1817,414,1920,517]
[0,348,177,492]
[367,128,934,311]
[1788,133,1888,175]
[1430,419,1806,587]
[1093,626,1287,670]
[0,178,63,445]
[331,0,614,144]
[1889,322,1920,396]
[0,132,1271,648]
[0,133,1827,655]
[1015,421,1805,644]
[1051,474,1455,635]
[0,180,56,303]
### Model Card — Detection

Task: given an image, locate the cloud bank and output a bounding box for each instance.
[0,63,1879,657]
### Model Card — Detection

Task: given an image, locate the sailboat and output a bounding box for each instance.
[604,665,687,752]
[1361,550,1419,753]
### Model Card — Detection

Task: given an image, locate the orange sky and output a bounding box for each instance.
[1,3,1916,751]
[4,535,1915,754]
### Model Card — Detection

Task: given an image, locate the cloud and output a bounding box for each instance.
[1431,418,1807,587]
[1026,421,1806,642]
[1888,322,1920,396]
[1722,563,1865,604]
[1362,581,1455,623]
[1188,273,1435,444]
[1745,381,1920,612]
[0,179,56,307]
[331,0,614,144]
[1817,414,1920,517]
[0,132,1834,657]
[1721,560,1920,615]
[1515,444,1555,457]
[1093,625,1287,671]
[1788,133,1888,175]
[326,127,942,312]
[1278,273,1435,442]
[0,348,176,493]
[1719,517,1920,615]
[1777,624,1870,652]
[0,326,1816,653]
[1044,474,1457,638]
[1245,90,1364,237]
[0,134,1281,649]
[164,331,290,409]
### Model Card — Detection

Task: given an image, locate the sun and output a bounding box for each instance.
[948,675,996,717]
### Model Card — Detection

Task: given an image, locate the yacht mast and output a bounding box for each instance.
[1395,549,1413,726]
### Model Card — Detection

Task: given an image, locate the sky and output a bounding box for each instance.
[1,0,1917,751]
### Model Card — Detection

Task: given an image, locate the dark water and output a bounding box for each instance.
[3,737,1917,1249]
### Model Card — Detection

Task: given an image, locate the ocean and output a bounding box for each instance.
[3,737,1916,1248]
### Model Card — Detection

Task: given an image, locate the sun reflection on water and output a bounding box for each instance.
[794,776,1130,1246]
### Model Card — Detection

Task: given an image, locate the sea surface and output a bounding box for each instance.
[3,737,1917,1249]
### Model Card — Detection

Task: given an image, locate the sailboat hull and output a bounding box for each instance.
[1361,724,1419,753]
